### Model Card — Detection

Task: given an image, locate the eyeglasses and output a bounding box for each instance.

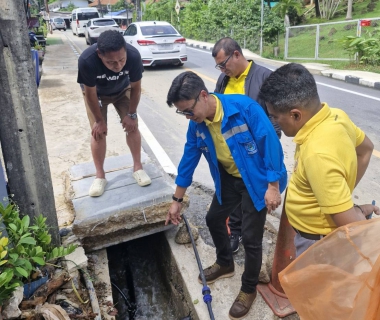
[215,53,233,70]
[175,91,201,116]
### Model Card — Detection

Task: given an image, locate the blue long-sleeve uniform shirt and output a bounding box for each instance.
[175,93,287,211]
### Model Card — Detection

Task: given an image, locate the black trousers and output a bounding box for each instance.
[228,205,243,235]
[206,167,267,293]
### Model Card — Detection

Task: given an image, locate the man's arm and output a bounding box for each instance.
[331,204,379,227]
[265,181,281,214]
[84,85,107,141]
[128,80,141,114]
[165,186,187,226]
[122,80,141,133]
[355,135,374,187]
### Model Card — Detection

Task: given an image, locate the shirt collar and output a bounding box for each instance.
[293,103,331,145]
[234,61,252,80]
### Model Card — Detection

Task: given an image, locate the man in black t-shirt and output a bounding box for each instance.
[77,30,151,197]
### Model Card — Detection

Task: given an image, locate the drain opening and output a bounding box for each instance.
[107,232,193,320]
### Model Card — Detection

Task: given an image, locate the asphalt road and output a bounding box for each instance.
[66,31,380,204]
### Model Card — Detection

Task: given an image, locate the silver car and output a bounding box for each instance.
[123,21,187,67]
[51,17,66,31]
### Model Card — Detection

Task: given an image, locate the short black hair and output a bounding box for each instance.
[212,37,243,57]
[259,63,320,113]
[97,30,127,55]
[167,71,207,107]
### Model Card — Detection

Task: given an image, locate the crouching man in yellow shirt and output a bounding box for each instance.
[259,63,379,257]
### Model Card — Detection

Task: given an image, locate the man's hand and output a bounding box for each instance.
[122,115,138,133]
[359,204,379,218]
[165,201,182,226]
[265,182,281,214]
[92,120,107,141]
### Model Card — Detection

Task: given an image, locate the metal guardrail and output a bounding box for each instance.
[284,17,380,61]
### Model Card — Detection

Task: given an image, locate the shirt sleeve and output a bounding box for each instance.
[77,57,96,87]
[304,153,353,214]
[247,103,287,185]
[127,51,143,83]
[352,121,365,147]
[175,124,202,188]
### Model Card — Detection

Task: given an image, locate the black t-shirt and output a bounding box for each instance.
[77,43,143,96]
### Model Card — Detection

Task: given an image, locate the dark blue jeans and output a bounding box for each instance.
[206,167,267,293]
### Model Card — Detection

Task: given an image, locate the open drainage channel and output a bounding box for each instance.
[107,232,195,320]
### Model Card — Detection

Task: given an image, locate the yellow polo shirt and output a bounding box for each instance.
[286,103,365,235]
[204,95,241,178]
[224,62,253,94]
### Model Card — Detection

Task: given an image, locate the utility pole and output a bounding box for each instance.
[0,0,60,246]
[136,0,141,21]
[259,0,264,56]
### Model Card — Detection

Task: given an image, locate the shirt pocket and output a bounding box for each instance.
[236,132,258,157]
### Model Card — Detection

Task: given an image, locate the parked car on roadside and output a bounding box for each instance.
[51,17,66,31]
[123,21,187,67]
[84,18,120,45]
[71,7,100,36]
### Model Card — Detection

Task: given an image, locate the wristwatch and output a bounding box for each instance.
[127,113,137,120]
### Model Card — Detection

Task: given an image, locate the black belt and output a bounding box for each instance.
[293,227,325,241]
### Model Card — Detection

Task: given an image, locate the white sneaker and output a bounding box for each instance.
[89,178,107,197]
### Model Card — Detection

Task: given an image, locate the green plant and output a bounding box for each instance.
[34,44,43,51]
[0,203,77,305]
[340,29,380,65]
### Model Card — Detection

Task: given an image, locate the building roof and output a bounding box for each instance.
[89,0,119,6]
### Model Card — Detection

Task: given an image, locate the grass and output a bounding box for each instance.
[46,37,64,45]
[306,0,380,24]
[259,0,380,72]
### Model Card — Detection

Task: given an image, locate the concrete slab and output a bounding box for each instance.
[71,154,178,251]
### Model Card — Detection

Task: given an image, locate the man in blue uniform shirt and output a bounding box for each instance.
[165,71,287,320]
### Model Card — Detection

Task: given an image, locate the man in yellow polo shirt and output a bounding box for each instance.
[259,63,379,257]
[212,37,281,253]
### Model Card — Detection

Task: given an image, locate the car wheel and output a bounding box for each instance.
[63,28,66,31]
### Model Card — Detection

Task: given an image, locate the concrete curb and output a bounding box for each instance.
[186,40,380,90]
[320,69,380,90]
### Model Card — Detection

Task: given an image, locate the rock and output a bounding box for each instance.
[62,247,88,273]
[259,230,276,283]
[175,223,199,244]
[1,286,23,319]
[59,227,72,237]
[328,27,337,36]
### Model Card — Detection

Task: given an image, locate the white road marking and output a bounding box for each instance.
[138,116,178,176]
[315,82,380,102]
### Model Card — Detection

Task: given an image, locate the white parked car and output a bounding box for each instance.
[84,18,121,45]
[123,21,187,67]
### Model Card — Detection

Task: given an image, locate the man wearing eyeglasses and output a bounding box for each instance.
[165,71,287,320]
[212,37,281,254]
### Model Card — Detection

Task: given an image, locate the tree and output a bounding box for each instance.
[319,0,341,20]
[315,0,321,17]
[272,0,303,27]
[346,0,353,20]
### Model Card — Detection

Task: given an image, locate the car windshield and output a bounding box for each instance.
[78,12,99,20]
[93,19,115,26]
[140,25,178,36]
[54,18,64,22]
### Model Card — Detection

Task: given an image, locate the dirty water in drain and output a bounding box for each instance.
[107,232,191,320]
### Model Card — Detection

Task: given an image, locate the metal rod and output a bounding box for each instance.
[183,214,215,320]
